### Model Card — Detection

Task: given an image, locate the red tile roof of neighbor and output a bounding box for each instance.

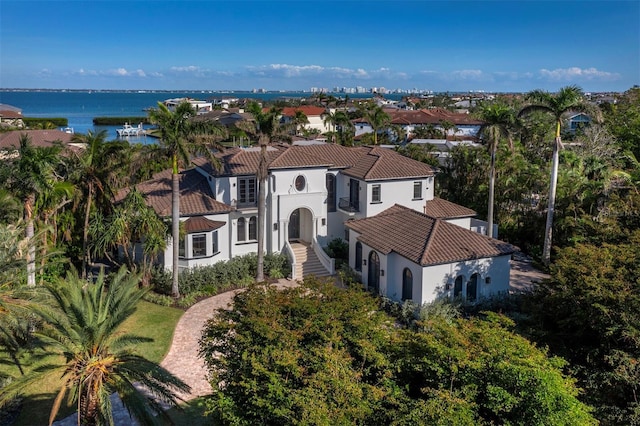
[0,129,75,149]
[114,168,233,217]
[346,205,515,266]
[379,109,483,126]
[279,106,327,117]
[0,110,23,119]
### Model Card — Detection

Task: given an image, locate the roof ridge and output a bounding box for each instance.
[420,217,441,265]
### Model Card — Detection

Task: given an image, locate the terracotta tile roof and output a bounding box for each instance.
[379,109,483,126]
[115,168,233,217]
[0,130,78,151]
[346,204,515,266]
[341,146,436,180]
[424,197,476,219]
[196,143,434,181]
[0,110,23,119]
[279,106,327,117]
[184,216,225,233]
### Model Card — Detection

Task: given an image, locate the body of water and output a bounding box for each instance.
[0,90,403,140]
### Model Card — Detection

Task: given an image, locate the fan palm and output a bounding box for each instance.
[0,267,190,425]
[518,85,596,264]
[147,101,227,297]
[477,103,516,237]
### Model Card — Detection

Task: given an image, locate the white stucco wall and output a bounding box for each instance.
[420,255,511,304]
[363,178,433,217]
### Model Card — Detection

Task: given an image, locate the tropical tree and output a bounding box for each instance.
[6,136,66,287]
[147,101,227,297]
[518,86,595,265]
[359,102,391,145]
[242,102,290,282]
[438,119,457,140]
[70,130,128,278]
[90,189,168,285]
[477,103,516,237]
[291,110,309,135]
[0,267,190,425]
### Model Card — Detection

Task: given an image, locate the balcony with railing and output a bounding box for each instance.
[338,197,360,213]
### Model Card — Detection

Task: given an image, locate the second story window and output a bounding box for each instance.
[413,181,422,200]
[326,174,336,212]
[238,177,256,205]
[372,184,381,203]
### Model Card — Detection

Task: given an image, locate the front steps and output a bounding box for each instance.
[290,242,331,278]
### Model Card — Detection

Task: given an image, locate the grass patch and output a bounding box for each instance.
[0,300,183,425]
[165,397,214,425]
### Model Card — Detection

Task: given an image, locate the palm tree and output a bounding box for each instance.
[439,119,457,140]
[360,103,391,145]
[477,103,516,237]
[147,101,226,297]
[291,110,309,135]
[7,136,65,287]
[242,102,290,282]
[70,130,128,278]
[0,267,190,425]
[518,85,595,265]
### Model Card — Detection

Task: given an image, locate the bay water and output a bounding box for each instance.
[0,90,400,141]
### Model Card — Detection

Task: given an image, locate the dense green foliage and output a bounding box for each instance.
[22,117,68,128]
[200,278,595,425]
[0,267,189,425]
[523,232,640,424]
[92,117,150,125]
[150,252,290,297]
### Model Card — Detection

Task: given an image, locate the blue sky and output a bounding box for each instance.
[1,0,638,92]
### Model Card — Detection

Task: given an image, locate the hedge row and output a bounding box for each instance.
[150,253,290,298]
[23,117,68,127]
[93,117,150,125]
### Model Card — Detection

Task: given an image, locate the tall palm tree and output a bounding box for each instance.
[147,101,226,297]
[518,85,595,265]
[0,267,190,425]
[477,103,516,237]
[8,136,65,287]
[242,102,289,282]
[70,130,128,278]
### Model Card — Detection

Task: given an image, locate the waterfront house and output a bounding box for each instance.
[120,141,514,304]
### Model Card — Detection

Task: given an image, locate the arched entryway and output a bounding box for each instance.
[288,208,313,243]
[368,251,380,294]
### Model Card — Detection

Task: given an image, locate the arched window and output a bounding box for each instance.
[237,218,246,242]
[248,216,257,240]
[467,273,478,303]
[402,268,413,301]
[368,251,380,294]
[454,276,464,299]
[355,242,362,272]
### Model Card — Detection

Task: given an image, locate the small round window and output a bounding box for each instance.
[295,175,306,191]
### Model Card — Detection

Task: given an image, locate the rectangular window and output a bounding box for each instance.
[238,177,256,205]
[212,231,218,254]
[371,184,381,203]
[192,234,207,258]
[178,236,185,258]
[413,181,422,199]
[326,174,336,212]
[248,216,257,240]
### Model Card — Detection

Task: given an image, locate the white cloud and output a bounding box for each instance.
[539,67,620,81]
[170,65,201,73]
[244,64,413,81]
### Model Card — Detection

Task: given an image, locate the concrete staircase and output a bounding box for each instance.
[290,242,331,278]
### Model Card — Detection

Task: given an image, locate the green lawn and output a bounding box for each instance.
[0,300,183,425]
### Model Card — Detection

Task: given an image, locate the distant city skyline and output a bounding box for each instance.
[1,1,638,93]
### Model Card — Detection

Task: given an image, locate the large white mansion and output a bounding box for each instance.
[119,141,515,305]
